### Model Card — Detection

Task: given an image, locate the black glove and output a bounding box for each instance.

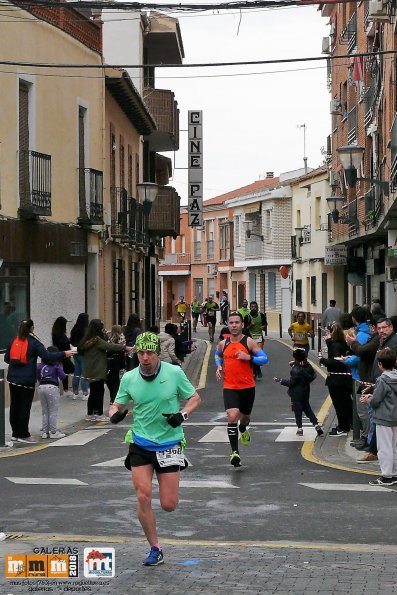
[110,409,128,424]
[162,412,184,428]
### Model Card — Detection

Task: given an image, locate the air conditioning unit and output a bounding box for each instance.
[207,264,218,275]
[330,98,342,115]
[368,0,389,21]
[322,37,331,54]
[386,266,397,282]
[329,171,340,187]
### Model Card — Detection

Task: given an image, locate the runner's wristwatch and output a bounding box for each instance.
[181,411,188,421]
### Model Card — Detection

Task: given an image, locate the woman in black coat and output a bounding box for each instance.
[52,316,74,394]
[320,323,352,435]
[5,319,73,442]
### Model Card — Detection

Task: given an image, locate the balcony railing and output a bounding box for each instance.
[246,238,262,258]
[340,11,356,52]
[19,150,51,217]
[162,253,191,265]
[347,106,357,144]
[148,186,180,237]
[111,187,129,239]
[78,168,103,225]
[143,88,179,152]
[129,198,146,246]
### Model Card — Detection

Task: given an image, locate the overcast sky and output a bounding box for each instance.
[149,2,330,202]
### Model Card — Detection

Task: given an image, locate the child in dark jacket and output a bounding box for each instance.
[273,348,324,437]
[37,346,67,439]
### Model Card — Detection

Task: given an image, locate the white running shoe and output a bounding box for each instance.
[49,431,66,439]
[95,415,110,422]
[41,432,49,439]
[85,415,96,422]
[81,394,89,401]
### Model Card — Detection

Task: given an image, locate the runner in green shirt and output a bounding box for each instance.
[109,332,201,567]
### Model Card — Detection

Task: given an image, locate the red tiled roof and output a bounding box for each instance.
[204,177,280,206]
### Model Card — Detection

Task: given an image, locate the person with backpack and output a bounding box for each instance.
[214,311,268,467]
[37,346,67,439]
[4,319,74,443]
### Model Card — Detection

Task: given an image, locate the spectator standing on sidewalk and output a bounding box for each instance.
[80,319,133,422]
[345,316,381,458]
[4,319,74,443]
[244,301,268,379]
[288,312,313,357]
[360,348,397,486]
[215,311,268,467]
[320,323,352,436]
[220,291,229,325]
[70,313,89,400]
[109,332,201,566]
[105,324,126,404]
[273,348,323,437]
[37,346,67,439]
[52,316,74,397]
[158,323,181,366]
[322,300,341,330]
[124,314,142,371]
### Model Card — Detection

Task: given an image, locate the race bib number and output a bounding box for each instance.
[156,446,184,468]
[294,332,306,341]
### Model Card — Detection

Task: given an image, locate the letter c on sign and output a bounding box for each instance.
[279,265,289,279]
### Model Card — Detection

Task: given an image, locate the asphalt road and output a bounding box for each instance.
[0,338,395,545]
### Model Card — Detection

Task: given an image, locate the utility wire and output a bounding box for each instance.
[0,48,394,69]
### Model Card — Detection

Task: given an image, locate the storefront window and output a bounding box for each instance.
[0,265,29,349]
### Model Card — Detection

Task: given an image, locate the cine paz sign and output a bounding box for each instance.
[188,110,203,227]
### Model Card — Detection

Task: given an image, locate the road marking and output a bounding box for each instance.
[92,456,125,467]
[299,482,394,492]
[180,479,238,489]
[5,477,87,485]
[196,340,212,390]
[49,429,110,447]
[276,427,318,442]
[198,426,228,442]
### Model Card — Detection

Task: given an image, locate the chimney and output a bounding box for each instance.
[266,172,274,179]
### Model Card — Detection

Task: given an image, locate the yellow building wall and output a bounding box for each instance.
[0,9,103,221]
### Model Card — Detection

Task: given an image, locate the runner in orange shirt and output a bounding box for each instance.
[215,311,268,467]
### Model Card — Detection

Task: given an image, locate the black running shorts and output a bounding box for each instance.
[207,316,216,326]
[124,442,187,474]
[223,387,255,415]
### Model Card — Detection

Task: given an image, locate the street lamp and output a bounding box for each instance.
[337,145,389,195]
[137,182,159,330]
[244,219,264,241]
[326,195,345,224]
[137,182,159,216]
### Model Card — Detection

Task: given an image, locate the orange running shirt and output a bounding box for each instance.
[222,338,255,389]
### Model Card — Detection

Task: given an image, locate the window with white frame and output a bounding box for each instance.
[264,209,272,242]
[235,215,241,246]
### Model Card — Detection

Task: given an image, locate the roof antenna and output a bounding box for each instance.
[297,123,308,173]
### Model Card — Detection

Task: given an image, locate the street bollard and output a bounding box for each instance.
[0,370,5,447]
[311,319,315,351]
[279,313,282,339]
[352,381,361,440]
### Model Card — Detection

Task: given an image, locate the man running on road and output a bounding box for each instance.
[109,332,201,566]
[214,311,268,467]
[204,295,219,342]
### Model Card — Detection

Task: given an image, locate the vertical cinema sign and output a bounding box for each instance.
[188,110,203,227]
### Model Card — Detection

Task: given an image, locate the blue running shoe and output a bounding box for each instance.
[143,546,164,566]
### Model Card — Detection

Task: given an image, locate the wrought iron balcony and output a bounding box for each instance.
[347,106,357,144]
[110,187,129,239]
[78,168,103,225]
[143,88,179,152]
[148,186,180,237]
[129,199,147,246]
[19,150,51,217]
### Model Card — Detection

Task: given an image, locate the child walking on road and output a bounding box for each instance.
[273,348,323,437]
[38,346,67,439]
